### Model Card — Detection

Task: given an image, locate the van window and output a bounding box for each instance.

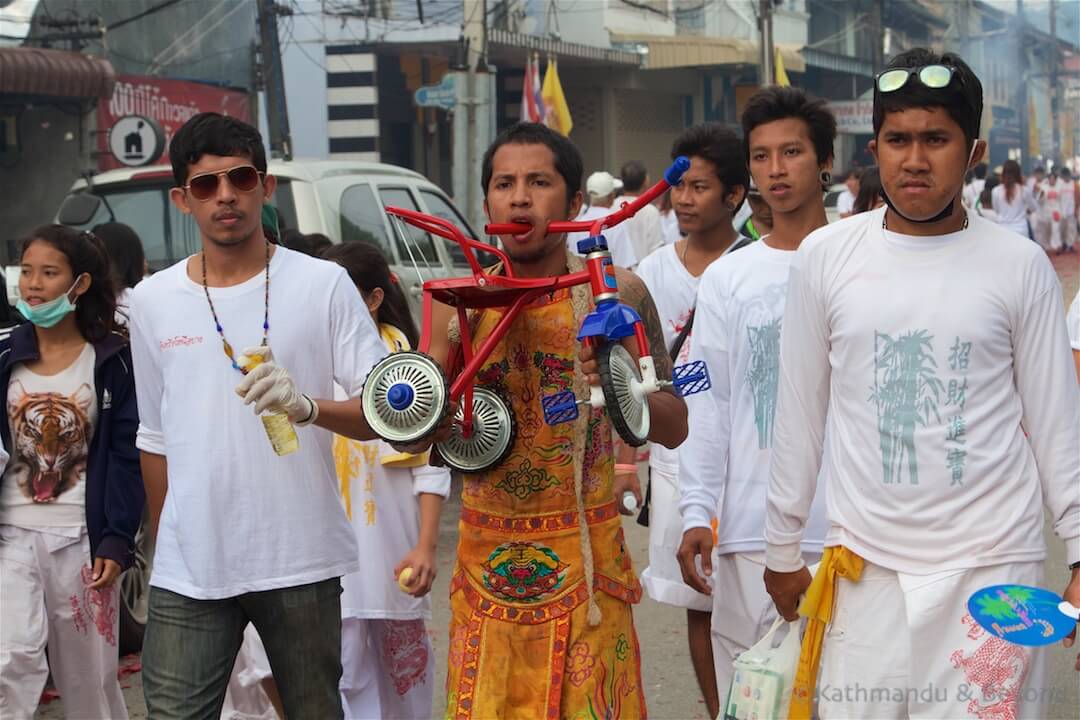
[378,187,440,266]
[272,179,299,236]
[68,186,174,270]
[419,190,497,268]
[340,184,392,255]
[417,190,472,266]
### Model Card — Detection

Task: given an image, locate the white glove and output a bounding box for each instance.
[234,346,317,424]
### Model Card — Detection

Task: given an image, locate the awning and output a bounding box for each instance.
[800,47,874,78]
[611,34,805,73]
[0,47,115,100]
[488,29,642,67]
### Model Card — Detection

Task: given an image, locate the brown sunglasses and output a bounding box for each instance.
[184,165,263,201]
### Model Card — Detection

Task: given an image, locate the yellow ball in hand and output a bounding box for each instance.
[397,566,414,592]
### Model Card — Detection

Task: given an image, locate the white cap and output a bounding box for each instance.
[586,171,617,198]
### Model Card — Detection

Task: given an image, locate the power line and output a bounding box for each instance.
[107,0,188,31]
[13,0,190,43]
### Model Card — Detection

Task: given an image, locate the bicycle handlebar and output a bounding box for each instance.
[485,155,690,237]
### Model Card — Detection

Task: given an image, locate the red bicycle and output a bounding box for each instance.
[361,156,710,473]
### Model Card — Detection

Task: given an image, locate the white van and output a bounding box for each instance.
[55,158,492,317]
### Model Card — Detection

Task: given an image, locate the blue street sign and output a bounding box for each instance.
[414,76,456,110]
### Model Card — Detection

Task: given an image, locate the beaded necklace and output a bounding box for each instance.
[200,240,270,374]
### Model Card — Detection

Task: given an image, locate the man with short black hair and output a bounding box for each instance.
[633,123,752,718]
[130,112,412,719]
[430,122,688,718]
[620,159,664,262]
[764,49,1079,718]
[836,168,859,218]
[678,88,835,712]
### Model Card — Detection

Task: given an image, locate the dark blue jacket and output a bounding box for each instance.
[0,324,144,569]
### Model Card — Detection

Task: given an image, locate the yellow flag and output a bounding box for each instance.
[775,47,790,87]
[1028,98,1039,158]
[542,57,573,136]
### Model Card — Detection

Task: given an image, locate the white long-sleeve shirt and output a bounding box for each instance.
[679,240,827,554]
[130,248,387,599]
[765,207,1080,574]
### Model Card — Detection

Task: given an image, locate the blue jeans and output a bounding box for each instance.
[142,578,343,719]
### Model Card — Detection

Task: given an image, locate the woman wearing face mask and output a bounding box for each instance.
[0,225,142,719]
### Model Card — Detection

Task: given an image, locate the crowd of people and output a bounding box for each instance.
[0,46,1077,720]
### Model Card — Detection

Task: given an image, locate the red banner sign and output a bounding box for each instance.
[97,74,251,171]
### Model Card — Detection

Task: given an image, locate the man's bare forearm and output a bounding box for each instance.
[140,451,168,542]
[312,398,379,441]
[648,388,688,448]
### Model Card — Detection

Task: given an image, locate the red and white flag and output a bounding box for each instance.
[520,54,546,123]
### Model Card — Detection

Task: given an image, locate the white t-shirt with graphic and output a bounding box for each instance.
[129,247,388,599]
[679,241,827,554]
[765,208,1080,574]
[1,343,97,527]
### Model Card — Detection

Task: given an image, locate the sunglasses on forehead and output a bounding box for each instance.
[183,165,263,201]
[876,64,957,94]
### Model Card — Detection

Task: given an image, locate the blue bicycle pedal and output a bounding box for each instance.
[672,361,711,396]
[542,390,580,425]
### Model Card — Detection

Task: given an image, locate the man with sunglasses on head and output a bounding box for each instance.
[763,49,1080,719]
[127,113,432,719]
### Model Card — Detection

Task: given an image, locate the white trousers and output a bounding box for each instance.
[818,560,1049,719]
[710,550,821,709]
[224,617,435,720]
[1059,215,1077,249]
[340,617,434,720]
[221,624,277,720]
[640,466,713,611]
[0,525,127,720]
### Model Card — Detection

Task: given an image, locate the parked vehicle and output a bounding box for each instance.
[54,159,490,653]
[56,159,492,318]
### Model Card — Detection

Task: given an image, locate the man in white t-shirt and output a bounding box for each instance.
[619,160,665,263]
[632,123,751,719]
[677,88,835,711]
[566,171,637,268]
[764,50,1079,719]
[835,168,859,218]
[130,114,446,719]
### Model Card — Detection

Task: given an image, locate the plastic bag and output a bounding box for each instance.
[720,616,803,720]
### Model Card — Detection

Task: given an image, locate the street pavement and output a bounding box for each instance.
[37,251,1080,719]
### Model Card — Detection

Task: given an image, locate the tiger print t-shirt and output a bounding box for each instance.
[0,343,97,527]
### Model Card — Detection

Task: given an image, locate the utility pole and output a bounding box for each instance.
[256,0,292,160]
[759,0,774,85]
[1016,0,1028,166]
[1049,0,1060,162]
[453,0,494,233]
[870,0,883,72]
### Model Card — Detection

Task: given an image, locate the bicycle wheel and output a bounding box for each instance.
[598,343,650,447]
[437,387,516,473]
[361,351,448,443]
